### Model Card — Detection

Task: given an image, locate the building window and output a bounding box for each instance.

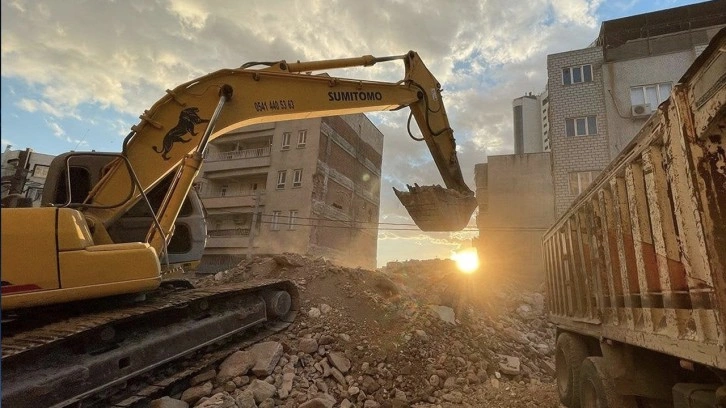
[220,185,228,197]
[288,210,298,230]
[277,170,287,189]
[569,171,598,196]
[281,132,291,150]
[32,165,49,178]
[630,82,672,108]
[271,211,281,230]
[565,116,597,136]
[562,65,592,85]
[293,169,302,188]
[297,130,307,148]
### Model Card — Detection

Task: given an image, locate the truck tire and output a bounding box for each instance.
[556,332,588,407]
[580,357,638,408]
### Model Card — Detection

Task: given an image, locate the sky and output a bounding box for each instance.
[0,0,707,267]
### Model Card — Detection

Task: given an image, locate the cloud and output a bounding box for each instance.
[1,0,606,265]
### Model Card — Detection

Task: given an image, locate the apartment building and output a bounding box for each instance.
[196,114,383,271]
[1,146,54,206]
[547,0,725,217]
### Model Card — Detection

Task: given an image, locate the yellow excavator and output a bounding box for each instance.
[1,51,477,407]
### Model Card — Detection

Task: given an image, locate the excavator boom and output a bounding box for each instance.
[84,51,476,248]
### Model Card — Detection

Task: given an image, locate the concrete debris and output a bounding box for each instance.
[176,255,560,407]
[428,305,456,325]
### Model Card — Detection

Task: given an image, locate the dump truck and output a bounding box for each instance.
[543,29,725,407]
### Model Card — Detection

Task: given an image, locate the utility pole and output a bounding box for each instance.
[246,190,261,259]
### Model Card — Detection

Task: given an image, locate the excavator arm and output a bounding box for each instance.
[82,51,477,256]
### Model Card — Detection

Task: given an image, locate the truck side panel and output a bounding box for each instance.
[544,32,726,370]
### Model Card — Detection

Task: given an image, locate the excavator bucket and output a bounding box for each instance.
[394,184,478,231]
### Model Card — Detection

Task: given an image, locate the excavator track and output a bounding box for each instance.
[1,279,299,408]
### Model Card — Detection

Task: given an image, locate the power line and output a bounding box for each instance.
[206,207,477,229]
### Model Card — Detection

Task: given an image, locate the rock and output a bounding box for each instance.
[180,382,213,405]
[442,391,463,404]
[273,253,304,267]
[363,400,381,408]
[339,333,351,342]
[299,394,336,408]
[443,377,456,389]
[299,338,319,354]
[234,389,257,408]
[308,308,322,318]
[248,379,277,403]
[340,399,354,408]
[327,352,351,373]
[490,378,500,389]
[347,386,360,396]
[279,372,295,399]
[330,367,347,386]
[429,374,440,387]
[258,399,275,408]
[318,334,336,345]
[190,369,216,386]
[428,305,456,324]
[414,330,429,341]
[498,355,521,376]
[217,351,255,382]
[196,393,236,408]
[319,304,332,314]
[249,342,284,377]
[150,396,189,408]
[361,375,380,394]
[224,381,236,393]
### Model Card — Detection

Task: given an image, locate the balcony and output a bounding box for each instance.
[199,189,265,210]
[206,228,252,248]
[203,146,271,173]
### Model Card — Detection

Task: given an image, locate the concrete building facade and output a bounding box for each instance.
[1,147,54,206]
[546,1,725,218]
[196,114,383,272]
[473,153,555,288]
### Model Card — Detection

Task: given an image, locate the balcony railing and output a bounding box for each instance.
[208,228,251,237]
[198,189,265,199]
[206,146,271,162]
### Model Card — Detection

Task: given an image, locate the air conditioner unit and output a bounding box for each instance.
[631,103,652,118]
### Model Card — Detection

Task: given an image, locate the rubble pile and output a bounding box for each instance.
[153,255,560,408]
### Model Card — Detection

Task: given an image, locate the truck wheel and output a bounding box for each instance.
[580,357,637,408]
[556,332,588,407]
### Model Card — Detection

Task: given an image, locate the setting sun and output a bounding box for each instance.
[452,248,480,274]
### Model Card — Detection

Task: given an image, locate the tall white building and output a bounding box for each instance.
[512,94,543,154]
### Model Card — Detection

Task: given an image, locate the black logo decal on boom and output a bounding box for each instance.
[153,107,210,160]
[328,91,383,102]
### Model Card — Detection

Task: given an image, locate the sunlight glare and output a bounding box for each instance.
[452,248,479,274]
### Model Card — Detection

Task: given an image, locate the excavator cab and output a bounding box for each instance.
[40,152,207,270]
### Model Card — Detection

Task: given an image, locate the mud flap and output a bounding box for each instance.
[394,184,477,231]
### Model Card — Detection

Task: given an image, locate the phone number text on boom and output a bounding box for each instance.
[254,100,295,112]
